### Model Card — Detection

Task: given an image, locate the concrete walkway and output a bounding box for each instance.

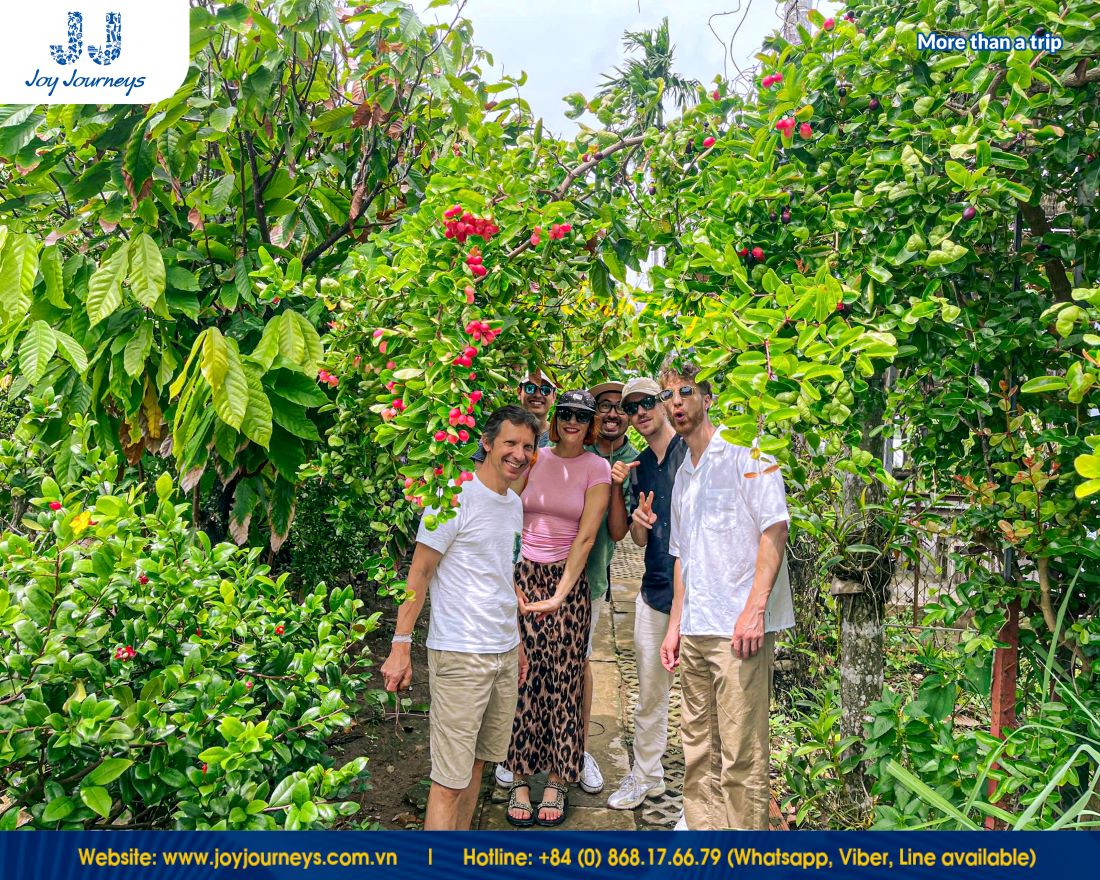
[473,539,789,831]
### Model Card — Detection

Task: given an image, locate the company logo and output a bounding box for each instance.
[1,2,188,104]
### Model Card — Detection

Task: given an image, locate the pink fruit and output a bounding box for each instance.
[379,341,388,353]
[275,624,285,635]
[138,574,149,585]
[386,360,396,370]
[460,471,474,483]
[469,390,483,404]
[752,247,765,261]
[49,501,62,511]
[465,286,476,304]
[823,17,835,30]
[458,430,469,442]
[703,136,716,149]
[372,328,384,339]
[434,430,447,442]
[799,122,812,139]
[712,89,720,100]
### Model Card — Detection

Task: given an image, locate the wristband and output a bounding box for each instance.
[391,634,412,644]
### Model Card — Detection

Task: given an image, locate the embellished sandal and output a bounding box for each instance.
[536,780,569,827]
[506,780,535,827]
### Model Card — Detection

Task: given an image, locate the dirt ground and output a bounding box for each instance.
[332,622,435,830]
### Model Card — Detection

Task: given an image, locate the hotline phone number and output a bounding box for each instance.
[539,847,727,869]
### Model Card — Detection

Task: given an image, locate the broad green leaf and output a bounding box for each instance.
[270,396,321,441]
[0,232,38,318]
[87,758,133,787]
[124,322,154,379]
[127,234,166,309]
[241,369,273,448]
[18,320,57,384]
[1075,454,1100,480]
[213,339,249,430]
[80,786,112,819]
[200,328,229,390]
[40,245,66,308]
[1019,376,1068,393]
[267,370,327,407]
[42,796,76,823]
[87,248,128,326]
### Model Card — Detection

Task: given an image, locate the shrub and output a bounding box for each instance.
[0,469,377,829]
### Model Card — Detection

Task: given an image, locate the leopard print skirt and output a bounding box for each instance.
[504,556,591,782]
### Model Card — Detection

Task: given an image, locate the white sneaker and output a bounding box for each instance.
[673,810,688,830]
[494,764,513,787]
[607,774,667,810]
[580,751,604,794]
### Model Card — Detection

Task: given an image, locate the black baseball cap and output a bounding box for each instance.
[556,389,597,412]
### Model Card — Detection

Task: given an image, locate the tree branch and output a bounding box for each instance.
[1017,199,1073,303]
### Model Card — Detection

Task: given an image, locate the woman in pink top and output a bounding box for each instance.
[504,390,611,827]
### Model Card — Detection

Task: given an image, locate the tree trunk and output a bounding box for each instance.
[838,588,885,813]
[836,376,894,817]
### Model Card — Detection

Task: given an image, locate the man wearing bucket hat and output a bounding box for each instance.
[606,376,687,810]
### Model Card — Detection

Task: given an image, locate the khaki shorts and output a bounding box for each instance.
[428,647,519,789]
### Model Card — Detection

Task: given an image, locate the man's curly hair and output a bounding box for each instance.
[658,353,713,398]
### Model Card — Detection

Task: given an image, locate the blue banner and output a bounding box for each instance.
[0,831,1092,880]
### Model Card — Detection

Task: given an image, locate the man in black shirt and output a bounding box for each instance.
[606,377,688,810]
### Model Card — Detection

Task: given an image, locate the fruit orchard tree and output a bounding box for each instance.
[0,0,506,549]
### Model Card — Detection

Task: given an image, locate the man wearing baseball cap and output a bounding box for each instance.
[606,376,687,810]
[569,379,639,796]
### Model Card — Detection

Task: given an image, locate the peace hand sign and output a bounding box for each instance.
[633,490,657,530]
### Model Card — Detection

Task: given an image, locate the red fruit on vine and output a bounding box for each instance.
[465,415,476,428]
[799,123,813,139]
[404,477,414,489]
[470,264,487,278]
[458,355,473,367]
[379,341,388,354]
[353,355,362,368]
[196,627,202,637]
[138,573,149,585]
[463,345,478,359]
[434,430,447,442]
[49,501,62,510]
[458,430,469,442]
[202,763,208,776]
[446,434,459,444]
[460,471,474,483]
[962,205,977,222]
[434,466,444,476]
[386,381,396,392]
[823,17,835,30]
[703,136,716,149]
[468,372,477,380]
[469,390,483,404]
[530,233,541,246]
[386,360,396,370]
[738,247,749,258]
[711,89,720,100]
[752,246,765,261]
[245,681,253,690]
[393,399,405,411]
[465,286,476,304]
[373,328,384,339]
[275,624,285,635]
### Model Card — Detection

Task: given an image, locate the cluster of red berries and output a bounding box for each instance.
[454,470,475,486]
[762,73,783,89]
[775,118,813,140]
[738,246,766,263]
[844,12,855,23]
[138,573,149,585]
[449,405,476,429]
[114,645,137,661]
[451,345,479,368]
[434,391,483,445]
[465,320,499,345]
[372,328,390,354]
[317,369,339,388]
[711,88,721,100]
[381,397,406,422]
[443,206,499,243]
[466,247,488,278]
[48,501,62,511]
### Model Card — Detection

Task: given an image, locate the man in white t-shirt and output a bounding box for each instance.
[381,405,540,830]
[657,358,793,831]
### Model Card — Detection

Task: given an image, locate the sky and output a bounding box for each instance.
[421,1,838,137]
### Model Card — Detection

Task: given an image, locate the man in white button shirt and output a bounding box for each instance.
[657,357,793,831]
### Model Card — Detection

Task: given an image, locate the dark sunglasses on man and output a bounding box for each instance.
[556,408,594,424]
[523,382,555,396]
[622,395,660,416]
[658,386,696,401]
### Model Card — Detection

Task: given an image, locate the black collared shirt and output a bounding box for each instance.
[629,434,687,613]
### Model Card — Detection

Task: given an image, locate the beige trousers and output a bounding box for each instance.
[679,632,774,830]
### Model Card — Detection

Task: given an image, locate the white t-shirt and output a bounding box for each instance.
[416,474,523,653]
[669,429,794,637]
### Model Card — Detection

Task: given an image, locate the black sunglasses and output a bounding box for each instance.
[623,395,660,416]
[522,382,555,396]
[596,400,625,414]
[658,386,696,401]
[556,408,594,424]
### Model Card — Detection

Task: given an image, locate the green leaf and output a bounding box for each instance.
[209,105,236,132]
[0,232,39,318]
[40,245,66,308]
[219,716,247,740]
[241,369,273,448]
[87,758,133,787]
[1075,479,1100,499]
[87,248,128,327]
[18,320,57,384]
[124,322,154,379]
[156,472,174,500]
[213,339,249,431]
[80,786,112,819]
[1020,376,1068,394]
[1075,454,1100,480]
[270,396,320,441]
[267,370,327,407]
[127,234,166,309]
[200,328,229,390]
[42,796,76,823]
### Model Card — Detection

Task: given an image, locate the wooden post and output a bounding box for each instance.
[984,598,1019,829]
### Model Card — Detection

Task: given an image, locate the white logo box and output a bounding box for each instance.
[0,1,189,104]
